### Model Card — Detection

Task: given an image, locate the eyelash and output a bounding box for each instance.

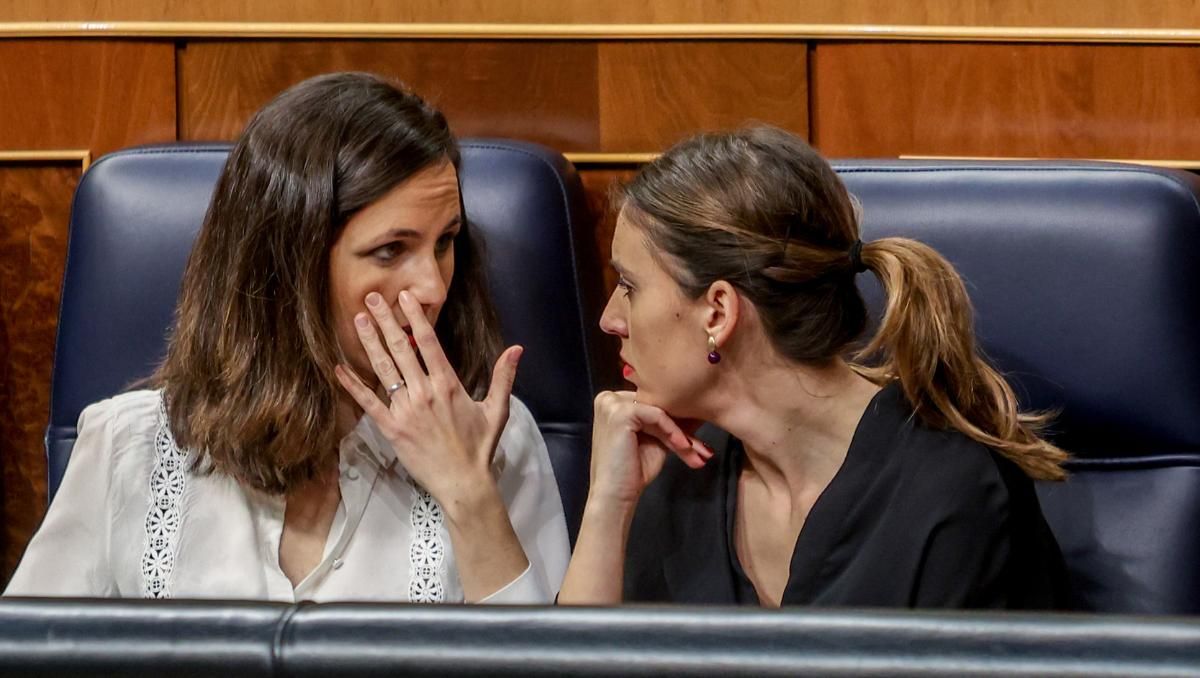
[616,277,634,298]
[435,232,457,255]
[371,243,404,263]
[370,232,457,264]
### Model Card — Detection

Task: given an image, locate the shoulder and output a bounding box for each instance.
[73,389,168,478]
[65,389,165,501]
[77,389,163,448]
[865,387,1016,515]
[898,422,1003,483]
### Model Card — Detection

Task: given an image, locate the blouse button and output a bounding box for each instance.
[345,467,360,481]
[332,558,344,570]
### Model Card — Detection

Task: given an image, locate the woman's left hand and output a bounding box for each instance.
[334,290,522,512]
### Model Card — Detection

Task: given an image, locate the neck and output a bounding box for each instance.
[705,355,881,497]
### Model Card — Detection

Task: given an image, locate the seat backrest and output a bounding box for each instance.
[835,160,1200,613]
[47,140,611,543]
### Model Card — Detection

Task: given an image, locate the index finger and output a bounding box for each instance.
[364,292,428,396]
[398,290,455,383]
[631,403,714,469]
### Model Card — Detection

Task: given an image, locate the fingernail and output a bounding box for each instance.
[355,314,370,328]
[399,290,412,304]
[365,292,382,307]
[510,347,524,364]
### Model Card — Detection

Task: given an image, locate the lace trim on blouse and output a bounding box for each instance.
[141,400,187,598]
[408,486,446,602]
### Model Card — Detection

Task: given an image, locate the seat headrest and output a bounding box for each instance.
[835,161,1200,458]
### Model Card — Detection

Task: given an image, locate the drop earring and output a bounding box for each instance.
[707,335,722,365]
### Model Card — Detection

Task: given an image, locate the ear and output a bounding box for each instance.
[702,280,740,347]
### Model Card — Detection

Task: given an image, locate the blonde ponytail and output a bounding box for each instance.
[854,238,1068,481]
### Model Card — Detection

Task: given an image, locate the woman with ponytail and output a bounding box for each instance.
[558,126,1071,609]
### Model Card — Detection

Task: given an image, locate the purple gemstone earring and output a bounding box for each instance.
[707,335,722,364]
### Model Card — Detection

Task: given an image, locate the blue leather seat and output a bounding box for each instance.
[835,160,1200,614]
[46,140,611,543]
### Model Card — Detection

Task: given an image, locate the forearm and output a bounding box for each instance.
[442,481,530,603]
[556,498,637,605]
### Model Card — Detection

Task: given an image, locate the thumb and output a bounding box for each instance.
[484,345,523,420]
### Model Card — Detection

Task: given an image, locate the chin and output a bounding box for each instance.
[632,388,675,413]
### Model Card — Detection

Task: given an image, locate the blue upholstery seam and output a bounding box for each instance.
[270,601,308,678]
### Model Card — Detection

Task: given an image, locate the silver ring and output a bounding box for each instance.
[386,381,405,395]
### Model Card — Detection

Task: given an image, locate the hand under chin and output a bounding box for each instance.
[634,393,703,436]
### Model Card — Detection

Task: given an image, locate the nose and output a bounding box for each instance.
[598,287,628,337]
[402,252,449,315]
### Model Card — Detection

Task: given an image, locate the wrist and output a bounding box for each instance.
[582,491,639,529]
[438,474,504,528]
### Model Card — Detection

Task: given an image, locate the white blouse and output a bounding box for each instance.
[5,390,570,604]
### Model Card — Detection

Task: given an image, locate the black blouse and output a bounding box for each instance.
[624,383,1073,609]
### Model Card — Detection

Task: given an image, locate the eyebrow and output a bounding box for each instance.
[382,215,462,240]
[609,259,634,281]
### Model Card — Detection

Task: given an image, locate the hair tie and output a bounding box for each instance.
[848,240,868,274]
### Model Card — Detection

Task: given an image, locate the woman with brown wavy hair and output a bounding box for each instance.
[7,73,569,603]
[559,126,1071,608]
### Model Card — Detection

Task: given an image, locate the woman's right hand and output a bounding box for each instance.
[588,391,713,510]
[558,392,712,605]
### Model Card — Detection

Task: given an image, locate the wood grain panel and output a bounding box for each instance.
[5,0,1200,29]
[0,40,176,156]
[0,164,78,580]
[579,166,640,294]
[598,42,808,152]
[179,41,599,151]
[812,43,1200,159]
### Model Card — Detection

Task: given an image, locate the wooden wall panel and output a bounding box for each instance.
[0,41,176,156]
[598,42,807,151]
[180,40,808,154]
[811,43,1200,160]
[5,0,1200,29]
[579,167,639,294]
[178,41,600,150]
[0,164,80,579]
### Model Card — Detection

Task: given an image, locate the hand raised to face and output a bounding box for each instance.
[334,290,522,510]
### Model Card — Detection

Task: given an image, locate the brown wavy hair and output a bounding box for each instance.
[618,126,1067,481]
[153,72,502,493]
